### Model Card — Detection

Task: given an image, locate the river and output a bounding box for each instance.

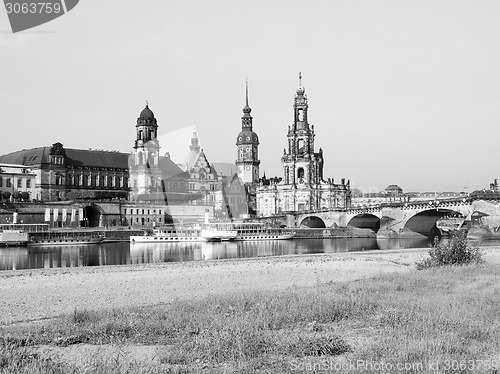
[1,237,497,271]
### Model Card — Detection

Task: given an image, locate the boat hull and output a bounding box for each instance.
[235,233,295,241]
[130,236,205,244]
[0,231,29,246]
[27,238,104,246]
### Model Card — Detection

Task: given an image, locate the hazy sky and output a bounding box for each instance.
[1,0,499,192]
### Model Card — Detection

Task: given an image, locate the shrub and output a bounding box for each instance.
[416,231,483,269]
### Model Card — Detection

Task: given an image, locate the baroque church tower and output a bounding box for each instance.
[256,73,351,217]
[282,72,324,187]
[236,81,260,184]
[129,104,162,201]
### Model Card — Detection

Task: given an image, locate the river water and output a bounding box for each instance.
[1,237,498,271]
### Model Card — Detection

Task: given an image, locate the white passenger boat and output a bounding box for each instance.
[232,222,296,241]
[130,223,238,244]
[201,222,238,242]
[27,236,104,246]
[130,226,205,244]
[0,229,29,246]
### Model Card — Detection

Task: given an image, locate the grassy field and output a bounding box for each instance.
[1,262,500,373]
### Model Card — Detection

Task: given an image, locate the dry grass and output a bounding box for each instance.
[1,263,500,373]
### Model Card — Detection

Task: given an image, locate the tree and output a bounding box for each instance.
[21,192,30,201]
[2,191,11,201]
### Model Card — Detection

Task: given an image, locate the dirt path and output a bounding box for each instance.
[1,247,498,325]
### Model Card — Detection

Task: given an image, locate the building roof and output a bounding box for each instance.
[159,156,189,180]
[65,149,129,169]
[0,146,130,169]
[0,147,50,165]
[212,162,238,177]
[140,105,155,119]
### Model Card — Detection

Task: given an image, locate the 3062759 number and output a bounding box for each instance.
[5,2,62,14]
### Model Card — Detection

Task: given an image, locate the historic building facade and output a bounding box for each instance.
[0,143,130,202]
[236,82,260,185]
[179,131,221,206]
[128,104,163,201]
[256,74,351,216]
[0,163,37,201]
[234,82,260,215]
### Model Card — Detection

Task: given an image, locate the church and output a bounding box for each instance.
[255,74,351,216]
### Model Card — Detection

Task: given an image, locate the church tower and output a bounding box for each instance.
[281,72,324,187]
[236,81,260,184]
[129,103,162,201]
[256,73,351,216]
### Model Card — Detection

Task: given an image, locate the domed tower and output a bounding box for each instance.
[134,104,158,149]
[282,72,324,186]
[236,81,260,184]
[129,103,162,201]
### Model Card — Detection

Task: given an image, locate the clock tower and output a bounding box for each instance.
[236,81,260,184]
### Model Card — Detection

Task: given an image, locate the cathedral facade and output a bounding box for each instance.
[256,74,351,216]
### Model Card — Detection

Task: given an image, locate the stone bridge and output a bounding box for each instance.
[284,198,500,237]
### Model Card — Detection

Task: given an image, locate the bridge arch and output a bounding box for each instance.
[82,204,104,227]
[347,213,381,232]
[299,216,326,228]
[404,208,460,237]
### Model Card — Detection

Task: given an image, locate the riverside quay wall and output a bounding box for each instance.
[0,201,214,229]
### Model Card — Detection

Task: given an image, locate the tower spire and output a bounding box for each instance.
[299,71,302,87]
[245,78,249,107]
[242,79,252,117]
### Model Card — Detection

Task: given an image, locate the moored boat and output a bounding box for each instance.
[201,222,238,242]
[130,226,205,244]
[232,222,295,241]
[27,235,104,246]
[0,229,29,246]
[130,223,238,244]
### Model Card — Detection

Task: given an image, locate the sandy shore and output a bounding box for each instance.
[1,247,499,326]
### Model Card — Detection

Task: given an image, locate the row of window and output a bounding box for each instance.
[59,174,128,188]
[0,177,32,189]
[188,183,218,191]
[123,208,163,215]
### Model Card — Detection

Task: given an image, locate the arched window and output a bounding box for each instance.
[297,139,305,155]
[297,168,305,179]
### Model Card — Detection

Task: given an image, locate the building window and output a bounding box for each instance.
[124,209,127,214]
[0,178,2,187]
[17,179,22,188]
[6,178,11,188]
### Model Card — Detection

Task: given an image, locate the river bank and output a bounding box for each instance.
[1,246,499,326]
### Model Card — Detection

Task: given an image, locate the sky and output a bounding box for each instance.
[1,0,499,193]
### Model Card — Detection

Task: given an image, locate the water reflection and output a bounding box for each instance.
[376,237,431,250]
[0,236,440,271]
